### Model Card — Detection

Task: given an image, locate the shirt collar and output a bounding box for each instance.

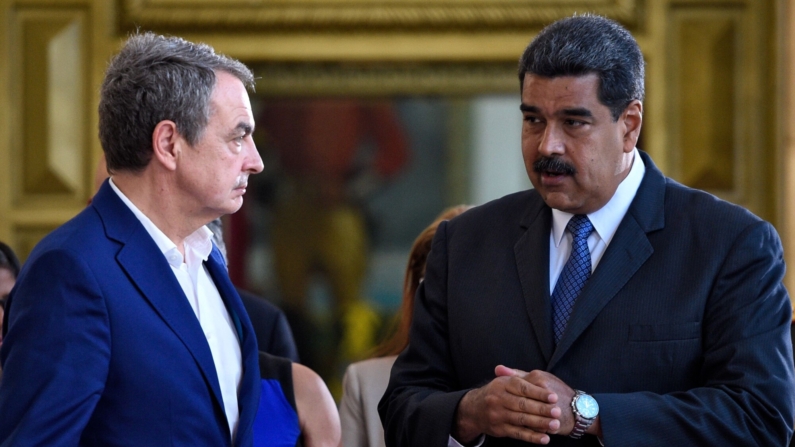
[108,178,214,268]
[552,148,646,246]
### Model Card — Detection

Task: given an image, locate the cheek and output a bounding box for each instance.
[521,147,538,177]
[521,135,538,161]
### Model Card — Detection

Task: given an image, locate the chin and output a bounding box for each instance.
[542,193,578,213]
[226,198,244,214]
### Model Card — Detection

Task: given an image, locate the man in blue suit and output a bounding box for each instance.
[0,32,264,446]
[380,15,795,446]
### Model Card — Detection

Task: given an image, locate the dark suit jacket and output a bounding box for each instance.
[0,181,261,446]
[238,288,299,362]
[379,152,795,446]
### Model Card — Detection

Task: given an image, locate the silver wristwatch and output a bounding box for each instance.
[570,390,599,439]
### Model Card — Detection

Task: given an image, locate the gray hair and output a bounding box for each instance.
[99,32,255,173]
[206,218,228,264]
[518,14,644,121]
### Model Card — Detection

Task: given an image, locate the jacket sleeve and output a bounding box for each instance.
[340,363,368,447]
[378,221,471,447]
[595,221,795,446]
[0,249,111,446]
[269,310,300,363]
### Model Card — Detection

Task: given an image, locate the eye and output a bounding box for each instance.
[564,119,586,127]
[523,115,542,124]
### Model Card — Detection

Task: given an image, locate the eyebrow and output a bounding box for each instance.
[519,104,594,118]
[561,108,593,118]
[234,122,254,137]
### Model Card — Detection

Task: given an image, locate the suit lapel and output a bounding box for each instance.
[548,213,653,369]
[548,151,667,369]
[515,195,555,364]
[93,181,226,426]
[204,250,261,447]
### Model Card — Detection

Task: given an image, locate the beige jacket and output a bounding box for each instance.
[340,356,396,447]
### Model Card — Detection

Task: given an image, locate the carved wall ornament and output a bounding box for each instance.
[121,0,641,31]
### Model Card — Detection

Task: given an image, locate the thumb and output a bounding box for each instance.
[494,365,529,377]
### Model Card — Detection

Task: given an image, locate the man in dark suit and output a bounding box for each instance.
[379,14,795,446]
[237,288,300,362]
[0,33,264,446]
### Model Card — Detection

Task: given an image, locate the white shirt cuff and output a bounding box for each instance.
[448,434,485,447]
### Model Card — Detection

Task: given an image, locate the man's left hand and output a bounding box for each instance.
[495,366,577,436]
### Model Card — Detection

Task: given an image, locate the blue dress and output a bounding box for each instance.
[253,352,302,447]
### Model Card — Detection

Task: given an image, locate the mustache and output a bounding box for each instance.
[234,176,249,189]
[533,157,577,176]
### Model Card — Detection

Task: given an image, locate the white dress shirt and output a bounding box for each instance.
[549,148,645,290]
[448,149,645,447]
[109,179,243,441]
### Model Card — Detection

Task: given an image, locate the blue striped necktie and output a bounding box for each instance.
[551,214,594,344]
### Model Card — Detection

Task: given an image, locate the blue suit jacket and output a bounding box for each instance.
[0,181,261,446]
[379,151,795,446]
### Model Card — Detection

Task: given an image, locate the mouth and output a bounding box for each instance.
[533,157,576,181]
[233,176,249,192]
[541,169,568,179]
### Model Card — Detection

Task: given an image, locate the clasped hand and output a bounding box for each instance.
[453,366,576,445]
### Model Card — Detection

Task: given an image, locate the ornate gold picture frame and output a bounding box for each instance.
[121,0,642,31]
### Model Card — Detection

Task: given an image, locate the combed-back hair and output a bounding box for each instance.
[518,14,645,121]
[99,32,255,173]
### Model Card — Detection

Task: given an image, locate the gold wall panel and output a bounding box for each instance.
[252,62,518,97]
[667,7,750,207]
[13,225,59,262]
[121,0,642,31]
[678,15,738,191]
[12,8,89,207]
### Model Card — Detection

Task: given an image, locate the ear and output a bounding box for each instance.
[151,120,182,171]
[620,100,643,153]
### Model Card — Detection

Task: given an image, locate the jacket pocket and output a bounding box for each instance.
[628,322,701,342]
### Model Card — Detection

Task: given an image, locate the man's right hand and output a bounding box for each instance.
[452,365,562,445]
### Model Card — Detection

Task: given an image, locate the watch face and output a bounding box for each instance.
[575,394,599,419]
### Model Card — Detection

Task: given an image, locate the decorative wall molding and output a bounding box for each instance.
[252,62,519,96]
[121,0,642,31]
[11,7,89,208]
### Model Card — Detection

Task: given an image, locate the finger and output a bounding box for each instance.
[508,408,561,433]
[492,423,552,445]
[505,376,558,403]
[495,364,527,377]
[507,399,562,433]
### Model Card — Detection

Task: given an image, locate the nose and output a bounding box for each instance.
[537,123,565,157]
[244,140,264,174]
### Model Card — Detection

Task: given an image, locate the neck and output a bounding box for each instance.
[111,171,201,256]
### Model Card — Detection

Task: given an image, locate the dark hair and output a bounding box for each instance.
[374,205,471,357]
[0,242,20,279]
[99,32,255,173]
[518,14,645,121]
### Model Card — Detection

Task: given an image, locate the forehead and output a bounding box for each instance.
[209,71,253,118]
[521,73,603,111]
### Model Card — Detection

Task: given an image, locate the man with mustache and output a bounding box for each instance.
[380,14,795,446]
[0,33,265,446]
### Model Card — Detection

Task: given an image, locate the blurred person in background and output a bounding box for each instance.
[339,205,470,447]
[255,351,341,447]
[0,242,20,348]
